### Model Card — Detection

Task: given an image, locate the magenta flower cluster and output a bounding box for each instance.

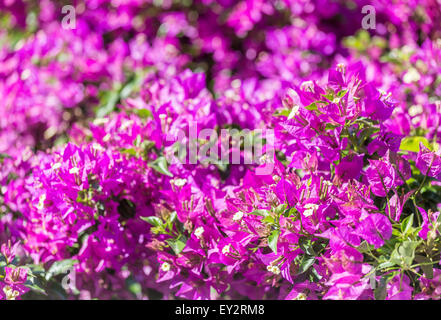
[1,0,441,300]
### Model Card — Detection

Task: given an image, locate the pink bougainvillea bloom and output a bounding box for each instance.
[356,214,392,248]
[416,143,441,180]
[0,241,20,264]
[365,159,398,197]
[386,274,413,300]
[335,153,364,182]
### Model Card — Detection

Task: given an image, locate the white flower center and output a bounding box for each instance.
[300,80,314,91]
[102,133,111,142]
[161,262,171,272]
[92,143,105,151]
[303,203,318,217]
[408,104,423,117]
[294,293,307,300]
[69,167,80,175]
[336,63,346,72]
[323,180,333,186]
[288,105,300,119]
[266,265,281,275]
[21,69,31,80]
[51,162,62,170]
[3,286,19,300]
[304,203,318,209]
[37,194,46,210]
[172,178,187,187]
[403,68,420,84]
[232,212,244,221]
[194,227,204,239]
[222,244,231,255]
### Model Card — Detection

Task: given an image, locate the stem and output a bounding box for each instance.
[411,197,422,226]
[410,260,440,268]
[414,173,428,198]
[396,169,421,225]
[414,149,435,198]
[365,245,380,262]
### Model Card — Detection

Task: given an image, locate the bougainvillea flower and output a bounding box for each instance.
[386,274,413,300]
[335,153,364,182]
[365,159,398,197]
[416,143,441,180]
[356,214,392,248]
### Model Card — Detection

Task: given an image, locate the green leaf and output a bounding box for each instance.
[390,249,401,266]
[376,261,395,270]
[400,136,430,153]
[343,30,371,51]
[45,259,78,281]
[134,135,142,147]
[120,81,137,99]
[273,109,291,117]
[120,148,137,157]
[374,277,388,300]
[309,266,323,282]
[249,209,270,217]
[165,211,177,232]
[168,211,177,225]
[268,230,280,254]
[415,255,433,279]
[391,241,418,267]
[96,89,120,118]
[140,140,156,153]
[399,241,418,259]
[141,216,163,227]
[24,278,47,295]
[322,92,334,101]
[166,236,187,255]
[298,256,315,274]
[126,277,142,297]
[299,237,315,256]
[262,215,275,224]
[325,123,340,130]
[0,153,11,160]
[401,214,414,234]
[148,156,173,177]
[357,241,373,253]
[392,228,401,237]
[274,204,287,216]
[135,109,152,119]
[304,102,318,110]
[437,214,441,234]
[22,264,46,275]
[0,255,6,267]
[337,89,348,98]
[283,207,298,218]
